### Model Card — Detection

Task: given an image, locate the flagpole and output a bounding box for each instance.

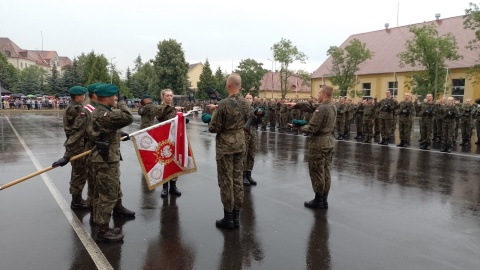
[126,109,198,138]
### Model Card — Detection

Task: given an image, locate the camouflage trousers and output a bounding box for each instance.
[434,119,443,139]
[420,117,434,143]
[336,117,345,136]
[69,157,87,196]
[92,162,122,225]
[267,111,276,127]
[460,119,473,141]
[84,158,95,205]
[476,119,480,137]
[244,127,257,171]
[374,118,380,133]
[454,118,460,141]
[280,113,288,130]
[442,121,456,145]
[217,152,244,212]
[355,115,363,134]
[308,148,334,194]
[362,119,374,138]
[261,113,268,128]
[398,120,413,142]
[379,118,393,139]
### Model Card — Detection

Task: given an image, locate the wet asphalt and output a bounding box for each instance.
[0,111,479,270]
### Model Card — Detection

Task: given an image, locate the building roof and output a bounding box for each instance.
[188,62,203,72]
[260,71,311,92]
[57,56,72,69]
[312,15,479,78]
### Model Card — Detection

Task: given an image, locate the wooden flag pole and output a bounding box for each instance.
[0,150,92,191]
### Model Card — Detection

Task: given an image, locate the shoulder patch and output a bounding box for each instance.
[84,104,95,113]
[80,112,86,117]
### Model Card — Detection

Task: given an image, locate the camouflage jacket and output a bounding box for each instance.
[63,101,89,158]
[90,101,133,163]
[363,104,376,120]
[438,105,459,123]
[138,102,157,129]
[208,93,250,158]
[84,101,97,150]
[396,101,415,121]
[460,104,476,120]
[155,103,176,123]
[415,101,435,118]
[295,100,337,150]
[376,98,397,120]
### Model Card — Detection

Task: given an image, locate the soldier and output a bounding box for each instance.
[278,99,288,133]
[267,98,277,132]
[207,73,250,230]
[291,98,301,135]
[439,97,459,152]
[376,91,396,145]
[287,85,336,209]
[243,93,265,186]
[260,98,268,131]
[89,84,134,242]
[156,89,183,198]
[396,93,415,147]
[459,98,476,146]
[335,97,347,140]
[454,99,461,143]
[138,94,157,129]
[433,98,446,143]
[415,94,436,150]
[362,97,375,143]
[343,98,353,139]
[353,99,364,139]
[52,86,91,210]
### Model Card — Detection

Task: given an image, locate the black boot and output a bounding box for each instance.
[378,138,385,145]
[233,209,240,229]
[304,193,325,209]
[459,140,466,146]
[464,140,471,147]
[260,126,267,131]
[293,129,299,135]
[169,181,181,196]
[243,172,250,186]
[424,143,431,150]
[71,194,91,210]
[440,144,447,152]
[397,140,405,147]
[246,171,257,186]
[476,137,480,145]
[323,193,329,209]
[447,144,453,153]
[419,141,426,149]
[363,137,371,143]
[113,199,136,217]
[160,183,169,198]
[215,210,234,230]
[337,135,344,140]
[354,133,362,139]
[270,126,275,132]
[96,224,124,243]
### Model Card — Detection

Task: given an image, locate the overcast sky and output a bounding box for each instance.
[0,0,474,77]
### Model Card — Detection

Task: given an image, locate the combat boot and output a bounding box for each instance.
[169,181,181,196]
[270,126,275,132]
[243,172,250,186]
[336,135,344,140]
[215,210,234,230]
[354,133,362,139]
[233,209,240,229]
[440,144,447,152]
[381,138,389,145]
[459,140,466,146]
[464,140,471,147]
[448,144,453,153]
[71,194,91,210]
[293,129,299,135]
[424,143,431,150]
[363,137,371,143]
[260,126,267,131]
[419,141,427,149]
[396,140,405,147]
[476,137,480,144]
[322,193,329,209]
[96,224,124,243]
[304,193,325,209]
[112,199,136,217]
[160,183,169,198]
[246,171,257,186]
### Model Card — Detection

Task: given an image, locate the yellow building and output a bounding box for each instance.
[312,15,480,102]
[187,62,204,90]
[259,71,312,100]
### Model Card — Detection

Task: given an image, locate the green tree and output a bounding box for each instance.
[130,60,156,99]
[197,59,217,100]
[47,63,64,95]
[77,51,109,86]
[0,52,18,92]
[235,58,267,97]
[152,39,189,94]
[214,66,227,98]
[17,65,47,95]
[295,69,312,88]
[271,38,307,98]
[398,24,461,97]
[464,2,480,84]
[327,38,372,97]
[62,58,85,90]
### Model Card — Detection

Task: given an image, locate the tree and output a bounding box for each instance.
[46,63,64,95]
[398,24,461,97]
[464,2,480,84]
[214,67,227,99]
[17,65,47,95]
[77,51,109,86]
[0,52,18,92]
[271,38,307,98]
[235,58,267,97]
[62,58,84,90]
[152,39,189,94]
[196,59,217,100]
[327,38,372,97]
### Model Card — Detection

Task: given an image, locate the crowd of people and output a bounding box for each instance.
[1,96,70,110]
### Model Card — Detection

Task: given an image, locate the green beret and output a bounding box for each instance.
[143,94,152,99]
[201,113,212,123]
[69,86,87,95]
[292,119,307,126]
[87,82,105,93]
[94,84,119,97]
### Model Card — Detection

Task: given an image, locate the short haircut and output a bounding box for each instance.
[322,85,333,97]
[227,73,241,89]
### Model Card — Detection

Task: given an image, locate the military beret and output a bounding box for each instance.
[69,86,87,95]
[94,84,119,97]
[292,119,307,126]
[201,113,212,123]
[143,94,152,99]
[87,82,105,93]
[363,96,373,100]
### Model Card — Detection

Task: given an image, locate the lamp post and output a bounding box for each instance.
[267,58,275,99]
[110,57,116,84]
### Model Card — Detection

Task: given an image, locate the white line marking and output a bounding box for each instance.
[4,115,113,270]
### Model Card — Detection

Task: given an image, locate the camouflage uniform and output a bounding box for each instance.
[291,101,301,135]
[396,100,414,145]
[440,104,459,147]
[138,102,158,129]
[208,93,250,212]
[376,97,396,142]
[416,101,435,146]
[63,100,89,197]
[434,103,443,142]
[267,100,276,131]
[354,103,364,138]
[90,100,133,225]
[362,102,375,142]
[343,103,352,137]
[335,102,346,139]
[475,107,480,144]
[460,103,476,145]
[279,102,288,133]
[84,101,98,206]
[244,106,264,172]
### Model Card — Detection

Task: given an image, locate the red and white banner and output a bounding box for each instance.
[131,112,196,190]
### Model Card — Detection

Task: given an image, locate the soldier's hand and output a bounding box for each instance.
[52,156,70,167]
[120,131,130,141]
[207,104,218,111]
[285,102,296,108]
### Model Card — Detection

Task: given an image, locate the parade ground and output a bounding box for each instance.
[0,111,479,270]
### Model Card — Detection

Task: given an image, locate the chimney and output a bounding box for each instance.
[385,23,390,33]
[435,13,441,20]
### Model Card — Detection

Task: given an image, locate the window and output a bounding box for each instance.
[388,81,398,97]
[362,83,371,97]
[451,79,465,102]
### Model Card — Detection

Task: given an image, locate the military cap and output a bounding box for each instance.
[143,94,152,99]
[68,86,87,95]
[94,84,119,97]
[201,113,212,123]
[87,82,105,93]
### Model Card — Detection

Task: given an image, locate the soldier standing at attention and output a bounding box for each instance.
[376,91,396,145]
[138,94,157,129]
[459,98,476,146]
[243,93,265,186]
[335,97,346,140]
[156,89,183,198]
[267,98,277,132]
[353,99,364,140]
[207,73,250,230]
[52,86,91,210]
[90,84,134,242]
[362,97,375,143]
[396,93,415,147]
[279,99,288,133]
[415,94,436,150]
[440,97,459,153]
[287,85,336,209]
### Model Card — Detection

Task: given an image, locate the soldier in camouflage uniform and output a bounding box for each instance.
[291,99,301,135]
[208,73,250,230]
[279,99,288,133]
[433,98,446,143]
[415,94,436,150]
[353,100,364,139]
[288,85,336,209]
[335,97,347,140]
[343,99,353,139]
[362,98,375,143]
[89,84,134,242]
[138,94,157,129]
[376,91,397,145]
[396,93,415,147]
[267,99,277,132]
[439,97,459,152]
[243,94,265,186]
[156,89,183,198]
[459,98,476,146]
[454,99,461,143]
[260,98,268,131]
[52,86,91,210]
